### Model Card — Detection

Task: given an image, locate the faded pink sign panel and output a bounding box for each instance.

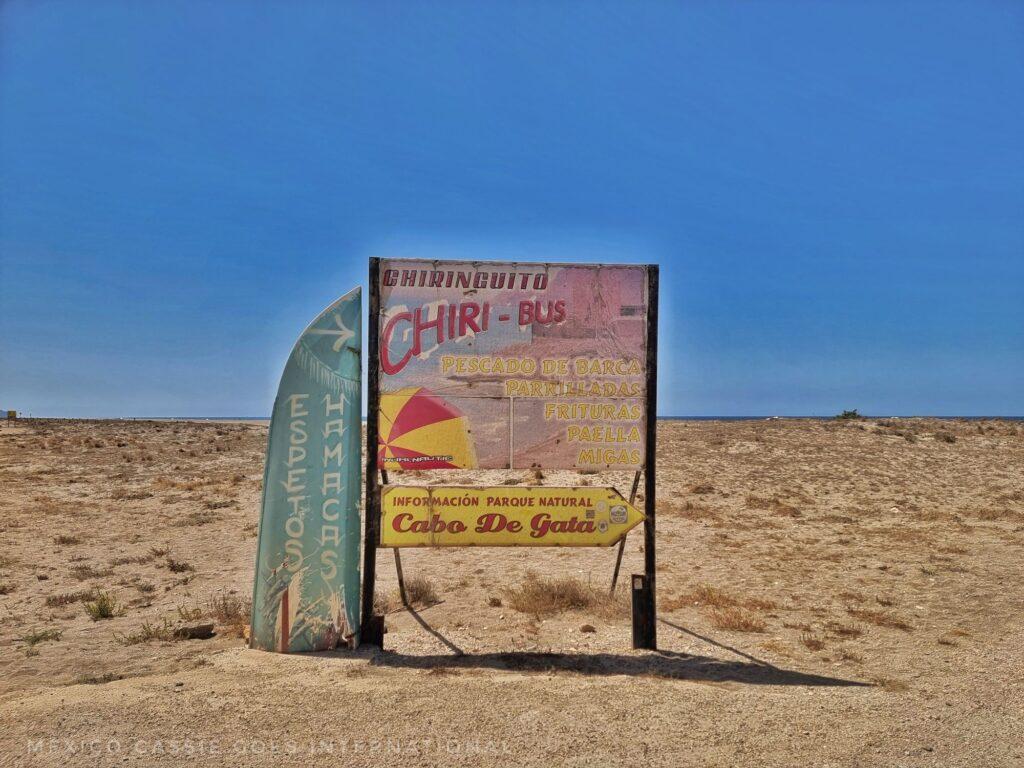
[376,259,648,471]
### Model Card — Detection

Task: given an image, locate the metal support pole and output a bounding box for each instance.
[610,470,642,594]
[632,265,658,650]
[380,466,408,607]
[360,258,385,647]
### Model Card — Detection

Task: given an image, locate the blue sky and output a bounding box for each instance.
[1,1,1021,417]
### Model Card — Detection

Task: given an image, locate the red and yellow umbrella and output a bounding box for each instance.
[378,387,477,470]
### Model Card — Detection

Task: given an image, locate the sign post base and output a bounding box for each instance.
[631,574,656,650]
[361,615,385,648]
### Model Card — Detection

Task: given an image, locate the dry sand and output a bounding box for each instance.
[1,417,1022,767]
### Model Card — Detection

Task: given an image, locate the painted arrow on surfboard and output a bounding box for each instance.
[380,485,644,547]
[250,287,362,653]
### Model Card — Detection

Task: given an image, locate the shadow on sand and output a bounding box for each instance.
[366,607,869,688]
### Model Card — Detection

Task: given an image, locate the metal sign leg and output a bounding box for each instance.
[610,471,642,594]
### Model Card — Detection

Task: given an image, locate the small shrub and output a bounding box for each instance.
[404,576,440,606]
[208,593,251,637]
[84,591,125,621]
[116,619,175,645]
[836,409,861,420]
[0,583,14,595]
[165,557,194,573]
[53,534,81,546]
[21,628,63,647]
[935,431,957,444]
[177,602,204,621]
[488,596,502,608]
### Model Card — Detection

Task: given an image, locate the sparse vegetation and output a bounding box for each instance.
[207,593,251,637]
[504,573,626,618]
[53,534,81,545]
[174,510,220,527]
[71,564,114,581]
[847,608,912,632]
[110,554,154,566]
[45,589,93,607]
[664,584,777,612]
[165,556,194,573]
[116,619,175,645]
[111,488,153,500]
[74,672,123,685]
[20,628,63,647]
[177,602,204,621]
[404,576,440,607]
[836,409,861,420]
[708,607,766,633]
[800,631,825,650]
[84,590,125,621]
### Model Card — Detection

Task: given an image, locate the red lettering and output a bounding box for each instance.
[380,311,414,375]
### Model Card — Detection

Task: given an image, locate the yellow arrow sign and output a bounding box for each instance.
[380,485,644,548]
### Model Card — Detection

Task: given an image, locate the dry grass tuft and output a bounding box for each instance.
[800,631,826,650]
[71,564,114,581]
[110,554,154,566]
[664,583,777,612]
[208,593,251,637]
[53,534,81,546]
[404,576,440,607]
[847,608,912,632]
[505,573,626,619]
[173,510,220,527]
[824,621,863,638]
[164,556,194,573]
[746,494,802,518]
[111,488,154,501]
[708,607,766,633]
[45,589,93,607]
[874,677,910,693]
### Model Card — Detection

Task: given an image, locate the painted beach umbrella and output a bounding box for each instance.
[379,387,477,469]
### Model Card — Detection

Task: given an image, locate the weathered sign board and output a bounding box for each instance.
[381,486,644,547]
[250,288,362,653]
[363,258,659,650]
[375,259,649,471]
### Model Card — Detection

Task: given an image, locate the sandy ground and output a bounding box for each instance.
[1,417,1022,767]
